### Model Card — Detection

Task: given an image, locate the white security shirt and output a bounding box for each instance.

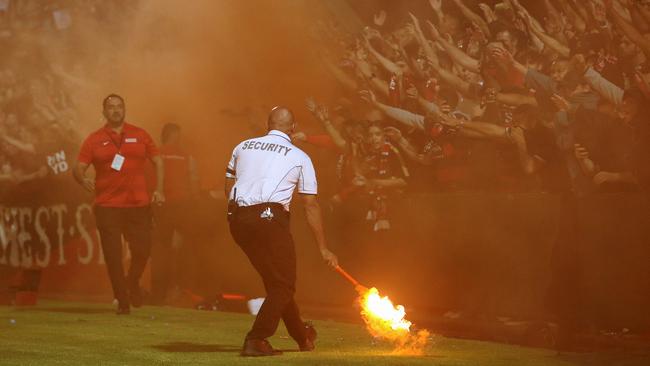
[226,130,317,211]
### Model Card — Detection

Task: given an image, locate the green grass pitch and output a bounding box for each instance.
[1,300,648,366]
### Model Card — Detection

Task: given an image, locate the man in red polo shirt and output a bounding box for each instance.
[73,94,164,314]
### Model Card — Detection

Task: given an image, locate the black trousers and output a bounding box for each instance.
[151,201,192,303]
[94,206,153,305]
[228,203,306,344]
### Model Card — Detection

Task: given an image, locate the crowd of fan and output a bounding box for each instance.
[0,0,130,191]
[291,0,650,231]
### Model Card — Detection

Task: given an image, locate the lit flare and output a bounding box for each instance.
[335,266,430,354]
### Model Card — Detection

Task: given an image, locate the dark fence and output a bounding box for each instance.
[212,193,650,329]
[2,191,648,329]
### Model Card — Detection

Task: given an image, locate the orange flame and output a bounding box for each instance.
[357,286,430,355]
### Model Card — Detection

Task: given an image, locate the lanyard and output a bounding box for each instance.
[104,129,124,152]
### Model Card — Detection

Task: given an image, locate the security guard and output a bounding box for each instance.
[225,106,338,357]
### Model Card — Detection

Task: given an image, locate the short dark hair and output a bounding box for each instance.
[161,123,181,144]
[103,94,125,109]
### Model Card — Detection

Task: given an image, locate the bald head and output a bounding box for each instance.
[268,106,295,134]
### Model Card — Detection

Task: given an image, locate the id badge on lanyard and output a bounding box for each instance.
[106,130,125,171]
[111,153,125,171]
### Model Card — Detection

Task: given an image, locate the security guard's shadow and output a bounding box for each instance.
[151,342,301,353]
[151,342,241,353]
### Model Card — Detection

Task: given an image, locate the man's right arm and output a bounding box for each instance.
[225,145,238,199]
[301,194,338,268]
[73,162,95,192]
[74,137,95,193]
[224,177,235,199]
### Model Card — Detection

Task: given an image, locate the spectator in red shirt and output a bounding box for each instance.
[150,122,199,305]
[73,94,165,315]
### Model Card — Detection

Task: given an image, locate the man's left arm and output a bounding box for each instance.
[145,131,164,204]
[301,194,338,268]
[299,157,338,267]
[151,155,165,204]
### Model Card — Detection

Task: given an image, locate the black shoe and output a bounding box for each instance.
[129,286,143,308]
[299,321,317,351]
[116,303,130,315]
[241,339,282,357]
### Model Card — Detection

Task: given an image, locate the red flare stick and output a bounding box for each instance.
[335,265,368,293]
[335,265,360,286]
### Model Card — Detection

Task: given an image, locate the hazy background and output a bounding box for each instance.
[63,0,345,188]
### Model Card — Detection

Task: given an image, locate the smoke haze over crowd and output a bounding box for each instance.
[62,0,341,187]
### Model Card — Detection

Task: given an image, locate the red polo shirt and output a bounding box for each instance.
[78,122,159,207]
[159,144,192,203]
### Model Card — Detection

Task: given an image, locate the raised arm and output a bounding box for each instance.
[363,36,405,76]
[508,0,548,35]
[625,0,649,32]
[428,0,445,25]
[451,0,491,38]
[385,127,422,162]
[558,0,587,33]
[418,97,442,114]
[568,0,591,27]
[385,126,443,166]
[306,98,348,152]
[408,13,439,67]
[427,20,481,73]
[438,113,513,142]
[408,11,466,96]
[606,0,650,58]
[353,54,390,97]
[322,56,359,92]
[489,44,529,79]
[544,0,561,24]
[429,59,472,96]
[521,11,570,58]
[478,3,498,23]
[360,90,425,131]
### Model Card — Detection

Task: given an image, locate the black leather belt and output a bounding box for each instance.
[233,202,289,220]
